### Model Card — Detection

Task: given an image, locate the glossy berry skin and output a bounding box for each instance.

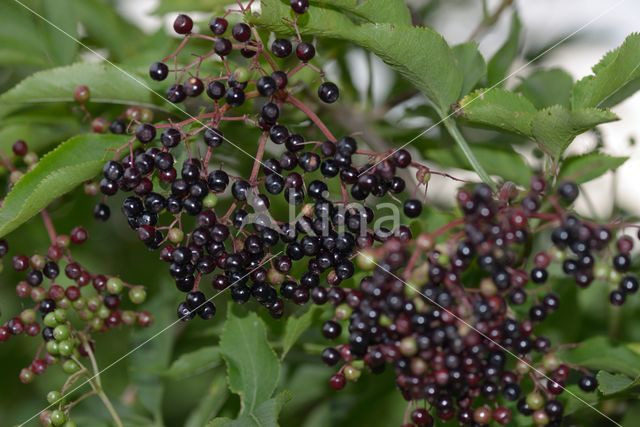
[166,84,187,103]
[403,199,422,218]
[204,127,224,147]
[209,17,228,35]
[318,82,339,103]
[578,375,598,392]
[226,87,245,107]
[557,181,579,202]
[290,0,309,14]
[173,14,193,35]
[296,42,316,62]
[135,123,156,143]
[329,373,346,390]
[257,76,277,97]
[231,23,251,42]
[271,39,293,58]
[206,81,226,100]
[149,62,169,81]
[214,38,232,56]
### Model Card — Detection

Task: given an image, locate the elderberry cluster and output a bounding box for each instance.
[314,178,635,426]
[92,6,424,324]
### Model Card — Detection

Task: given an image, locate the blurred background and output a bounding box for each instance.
[1,0,639,426]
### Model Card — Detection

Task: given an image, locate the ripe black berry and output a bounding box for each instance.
[149,62,169,81]
[271,39,293,58]
[557,181,579,203]
[135,123,156,143]
[290,0,309,14]
[214,38,232,56]
[206,81,226,100]
[226,87,245,107]
[231,23,251,42]
[257,76,277,97]
[173,14,193,35]
[318,82,339,103]
[209,17,228,35]
[578,375,598,392]
[204,127,224,147]
[184,77,204,97]
[403,199,422,218]
[296,42,316,62]
[166,84,187,103]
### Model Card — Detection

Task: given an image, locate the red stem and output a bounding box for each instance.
[40,210,58,245]
[250,132,268,185]
[286,94,336,142]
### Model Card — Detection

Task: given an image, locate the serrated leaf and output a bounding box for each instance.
[254,0,462,111]
[281,306,322,360]
[572,33,640,109]
[42,0,78,65]
[220,304,280,416]
[316,0,411,25]
[207,391,291,427]
[0,62,162,118]
[531,106,618,159]
[453,42,487,97]
[516,68,574,109]
[0,2,50,67]
[597,371,640,396]
[459,88,537,136]
[558,336,640,378]
[0,134,129,238]
[558,152,628,184]
[163,346,221,380]
[487,12,521,86]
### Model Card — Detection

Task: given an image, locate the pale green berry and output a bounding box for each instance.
[53,325,70,341]
[129,286,147,304]
[57,340,74,357]
[47,391,63,404]
[106,277,124,294]
[203,194,218,208]
[168,228,184,243]
[46,341,59,355]
[44,312,58,328]
[62,360,80,374]
[50,409,66,426]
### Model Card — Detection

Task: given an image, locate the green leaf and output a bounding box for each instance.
[0,62,162,118]
[452,42,487,97]
[558,336,640,378]
[281,306,322,360]
[254,0,462,111]
[129,279,180,424]
[0,2,50,67]
[558,152,628,184]
[207,391,291,427]
[154,0,230,14]
[74,0,144,61]
[220,304,280,416]
[0,122,81,156]
[459,88,537,136]
[163,346,221,380]
[185,374,230,427]
[315,0,412,25]
[596,371,640,396]
[425,142,531,186]
[487,12,521,86]
[531,106,618,159]
[0,134,129,238]
[572,33,640,109]
[516,68,574,109]
[42,0,78,65]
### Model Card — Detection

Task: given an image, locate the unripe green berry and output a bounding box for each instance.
[30,254,46,269]
[121,311,136,325]
[57,297,71,310]
[98,305,110,319]
[62,360,80,374]
[57,340,74,357]
[10,170,23,184]
[356,250,376,270]
[335,304,352,320]
[63,421,77,427]
[90,317,104,331]
[129,286,147,304]
[168,228,184,243]
[47,391,63,404]
[203,194,218,208]
[139,107,154,123]
[72,298,86,311]
[106,277,124,294]
[31,286,47,302]
[542,353,560,371]
[54,308,67,323]
[399,336,417,357]
[526,392,545,410]
[20,308,37,324]
[44,312,58,328]
[24,152,39,166]
[46,341,59,355]
[50,409,67,426]
[233,66,250,82]
[53,325,70,341]
[343,365,361,381]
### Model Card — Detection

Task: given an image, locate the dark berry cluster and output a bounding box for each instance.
[89,8,430,325]
[317,180,613,426]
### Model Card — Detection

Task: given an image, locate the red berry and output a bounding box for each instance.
[12,140,28,157]
[173,14,193,35]
[329,373,346,390]
[70,226,88,244]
